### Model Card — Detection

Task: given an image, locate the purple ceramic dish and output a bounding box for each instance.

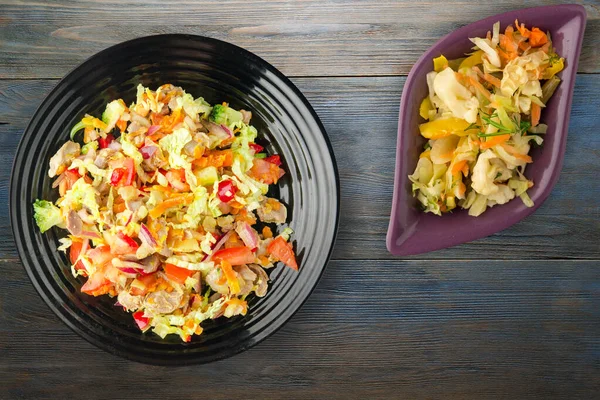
[387,4,587,256]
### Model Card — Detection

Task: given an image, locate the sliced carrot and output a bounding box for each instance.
[220,260,240,295]
[531,102,542,127]
[457,181,467,197]
[148,193,194,219]
[159,108,184,134]
[484,73,501,88]
[474,66,502,88]
[529,27,548,47]
[262,226,273,239]
[461,163,469,177]
[147,131,169,142]
[518,41,531,52]
[116,119,128,132]
[515,19,530,38]
[480,134,511,150]
[451,160,468,176]
[501,144,533,163]
[192,149,234,168]
[235,208,257,225]
[468,77,492,100]
[144,185,173,194]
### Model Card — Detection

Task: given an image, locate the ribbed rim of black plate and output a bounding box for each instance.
[10,34,340,365]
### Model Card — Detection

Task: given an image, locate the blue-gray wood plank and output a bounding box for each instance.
[0,0,599,398]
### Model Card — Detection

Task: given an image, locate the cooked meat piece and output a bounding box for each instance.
[48,141,80,177]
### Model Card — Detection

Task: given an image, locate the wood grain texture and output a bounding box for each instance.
[1,1,599,396]
[1,258,598,399]
[1,77,598,261]
[0,0,599,78]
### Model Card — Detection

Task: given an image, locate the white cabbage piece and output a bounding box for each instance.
[159,127,193,170]
[409,157,433,184]
[430,135,460,164]
[471,149,503,196]
[469,37,501,68]
[433,68,479,123]
[486,184,515,206]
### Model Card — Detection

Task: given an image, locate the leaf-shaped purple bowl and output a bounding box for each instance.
[387,4,587,256]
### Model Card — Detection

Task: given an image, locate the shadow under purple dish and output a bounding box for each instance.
[387,4,587,256]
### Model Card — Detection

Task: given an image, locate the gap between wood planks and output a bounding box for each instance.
[3,72,600,82]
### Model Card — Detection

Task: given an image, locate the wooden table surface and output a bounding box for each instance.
[1,1,599,398]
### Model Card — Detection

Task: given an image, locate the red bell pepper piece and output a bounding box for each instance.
[217,179,238,203]
[264,155,282,166]
[99,134,114,149]
[132,311,150,330]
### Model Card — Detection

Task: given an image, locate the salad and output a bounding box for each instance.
[33,84,298,342]
[410,20,564,216]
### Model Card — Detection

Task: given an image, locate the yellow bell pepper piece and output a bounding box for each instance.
[419,117,478,140]
[81,115,107,130]
[433,55,449,72]
[458,50,483,71]
[542,57,564,79]
[419,97,434,120]
[419,150,431,159]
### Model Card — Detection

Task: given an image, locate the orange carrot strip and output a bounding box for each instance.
[529,27,548,47]
[473,67,501,88]
[480,134,510,150]
[501,144,533,163]
[220,260,240,294]
[148,193,194,219]
[451,160,468,175]
[116,119,127,132]
[468,77,492,100]
[461,163,469,176]
[515,19,530,38]
[531,103,541,127]
[457,181,467,197]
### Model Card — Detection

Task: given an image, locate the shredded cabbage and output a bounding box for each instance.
[159,127,193,170]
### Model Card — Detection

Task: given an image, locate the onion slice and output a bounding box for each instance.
[203,230,233,262]
[147,125,160,136]
[235,222,259,249]
[139,224,158,247]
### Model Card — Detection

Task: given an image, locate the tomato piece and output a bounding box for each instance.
[249,158,284,184]
[99,134,114,149]
[81,271,111,295]
[86,245,114,267]
[163,263,195,284]
[267,236,298,270]
[217,180,238,203]
[69,240,86,273]
[140,145,157,160]
[124,157,136,186]
[212,247,255,266]
[249,143,264,153]
[264,155,282,166]
[132,311,150,330]
[117,232,139,251]
[166,168,190,192]
[69,240,82,264]
[130,273,159,296]
[110,167,127,186]
[63,169,81,191]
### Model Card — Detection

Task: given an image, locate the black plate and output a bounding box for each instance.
[10,34,339,365]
